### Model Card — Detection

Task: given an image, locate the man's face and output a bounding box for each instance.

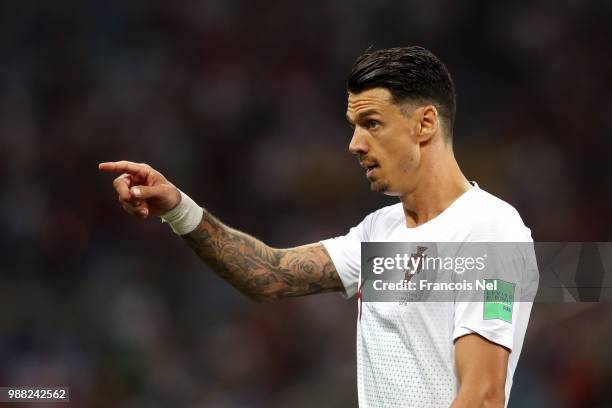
[346,88,421,196]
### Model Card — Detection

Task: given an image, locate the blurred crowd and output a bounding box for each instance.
[0,0,611,407]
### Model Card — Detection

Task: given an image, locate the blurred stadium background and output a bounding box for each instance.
[1,0,611,407]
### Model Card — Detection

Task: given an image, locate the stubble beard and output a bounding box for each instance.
[370,179,389,194]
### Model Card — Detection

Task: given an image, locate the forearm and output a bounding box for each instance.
[182,208,340,301]
[98,161,341,300]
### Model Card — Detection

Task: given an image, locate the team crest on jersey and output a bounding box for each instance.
[361,246,430,311]
[403,246,428,280]
[399,245,430,306]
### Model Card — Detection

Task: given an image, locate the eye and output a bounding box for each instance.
[367,120,380,130]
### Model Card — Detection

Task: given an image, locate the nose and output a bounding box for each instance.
[349,127,369,156]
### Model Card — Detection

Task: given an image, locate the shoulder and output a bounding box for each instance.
[368,202,404,222]
[463,186,532,241]
[358,202,404,240]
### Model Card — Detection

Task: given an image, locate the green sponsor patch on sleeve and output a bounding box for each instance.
[483,279,515,323]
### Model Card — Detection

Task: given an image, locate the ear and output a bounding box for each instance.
[416,105,438,143]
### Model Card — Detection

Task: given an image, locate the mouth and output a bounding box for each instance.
[362,163,379,178]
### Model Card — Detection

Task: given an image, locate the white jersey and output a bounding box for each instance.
[322,183,536,408]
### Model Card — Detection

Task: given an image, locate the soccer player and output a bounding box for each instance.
[100,46,535,408]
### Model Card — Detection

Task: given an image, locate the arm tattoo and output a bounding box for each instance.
[182,209,343,301]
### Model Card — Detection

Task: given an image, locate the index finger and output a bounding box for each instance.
[99,161,149,177]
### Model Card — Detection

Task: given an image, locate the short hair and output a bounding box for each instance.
[347,46,456,137]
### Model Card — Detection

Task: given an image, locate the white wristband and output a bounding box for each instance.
[160,190,204,235]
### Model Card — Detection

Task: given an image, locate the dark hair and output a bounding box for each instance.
[348,46,456,136]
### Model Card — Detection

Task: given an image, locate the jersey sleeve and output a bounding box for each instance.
[453,302,518,351]
[453,242,539,352]
[320,215,373,299]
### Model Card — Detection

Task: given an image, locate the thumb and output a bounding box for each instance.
[131,185,166,199]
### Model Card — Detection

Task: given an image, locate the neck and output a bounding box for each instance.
[400,145,471,228]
